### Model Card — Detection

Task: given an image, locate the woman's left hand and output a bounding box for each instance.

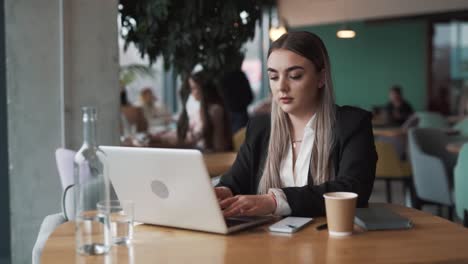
[220,194,276,217]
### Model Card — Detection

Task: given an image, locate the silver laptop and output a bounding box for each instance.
[101,146,272,234]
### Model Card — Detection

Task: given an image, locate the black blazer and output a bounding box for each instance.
[218,105,377,217]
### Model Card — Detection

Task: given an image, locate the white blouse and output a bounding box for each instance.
[268,115,315,216]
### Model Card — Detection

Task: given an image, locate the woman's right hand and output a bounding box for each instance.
[214,186,233,201]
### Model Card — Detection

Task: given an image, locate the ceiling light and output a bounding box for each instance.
[269,26,287,41]
[336,25,356,39]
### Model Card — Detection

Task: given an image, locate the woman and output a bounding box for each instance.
[215,31,377,217]
[187,71,233,152]
[221,70,254,133]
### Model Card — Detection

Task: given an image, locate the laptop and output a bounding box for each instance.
[101,146,273,234]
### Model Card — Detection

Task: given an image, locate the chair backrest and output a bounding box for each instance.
[454,143,468,220]
[401,113,419,130]
[55,148,76,190]
[408,128,454,205]
[412,128,457,171]
[416,112,449,129]
[233,127,246,152]
[57,148,118,221]
[453,117,468,136]
[375,140,410,177]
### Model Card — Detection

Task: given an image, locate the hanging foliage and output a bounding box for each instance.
[119,0,273,141]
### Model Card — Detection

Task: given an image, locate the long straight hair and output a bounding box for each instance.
[258,31,336,194]
[190,71,233,151]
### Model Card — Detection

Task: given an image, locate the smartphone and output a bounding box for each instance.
[268,217,314,233]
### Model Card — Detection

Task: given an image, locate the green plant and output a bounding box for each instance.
[119,64,155,87]
[119,0,273,141]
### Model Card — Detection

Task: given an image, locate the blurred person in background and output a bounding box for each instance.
[385,85,414,125]
[221,70,254,133]
[138,87,172,126]
[120,87,148,145]
[187,71,233,152]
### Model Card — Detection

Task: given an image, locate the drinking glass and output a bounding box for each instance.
[98,200,134,245]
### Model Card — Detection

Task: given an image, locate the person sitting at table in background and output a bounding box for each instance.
[120,87,148,134]
[138,87,172,125]
[385,85,414,125]
[186,93,202,136]
[215,31,377,217]
[187,71,233,152]
[221,70,254,134]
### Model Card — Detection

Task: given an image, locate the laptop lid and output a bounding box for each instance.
[101,146,229,234]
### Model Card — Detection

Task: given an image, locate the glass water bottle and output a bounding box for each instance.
[74,106,111,255]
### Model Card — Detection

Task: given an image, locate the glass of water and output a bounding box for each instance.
[98,200,134,245]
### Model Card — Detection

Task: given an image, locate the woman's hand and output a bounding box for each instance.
[220,194,276,217]
[214,186,233,201]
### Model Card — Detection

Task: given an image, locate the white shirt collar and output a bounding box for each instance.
[279,114,316,187]
[305,114,316,129]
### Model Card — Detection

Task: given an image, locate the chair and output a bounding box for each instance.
[32,213,67,264]
[55,148,95,190]
[34,147,120,263]
[408,128,456,219]
[55,148,76,190]
[33,149,78,264]
[453,117,468,136]
[416,112,449,129]
[32,183,76,264]
[33,184,85,264]
[374,140,412,203]
[454,143,468,227]
[233,127,246,152]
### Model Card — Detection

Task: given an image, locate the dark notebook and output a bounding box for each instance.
[354,207,413,231]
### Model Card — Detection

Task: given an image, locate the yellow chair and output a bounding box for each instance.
[233,127,246,152]
[375,140,412,203]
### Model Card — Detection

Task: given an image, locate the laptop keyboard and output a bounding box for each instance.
[225,218,249,227]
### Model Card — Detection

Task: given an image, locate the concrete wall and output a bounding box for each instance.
[0,0,11,262]
[4,0,120,263]
[63,0,120,150]
[5,1,63,263]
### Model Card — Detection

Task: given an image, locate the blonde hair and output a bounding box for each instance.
[258,31,336,194]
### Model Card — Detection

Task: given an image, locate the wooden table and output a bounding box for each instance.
[373,127,461,138]
[373,127,405,137]
[42,204,468,263]
[371,115,388,127]
[121,137,237,177]
[203,152,237,177]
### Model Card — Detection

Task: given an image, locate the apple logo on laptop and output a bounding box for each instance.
[151,180,169,199]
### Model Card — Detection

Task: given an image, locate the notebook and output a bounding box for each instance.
[354,207,413,231]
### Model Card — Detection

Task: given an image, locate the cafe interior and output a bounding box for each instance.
[2,0,468,263]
